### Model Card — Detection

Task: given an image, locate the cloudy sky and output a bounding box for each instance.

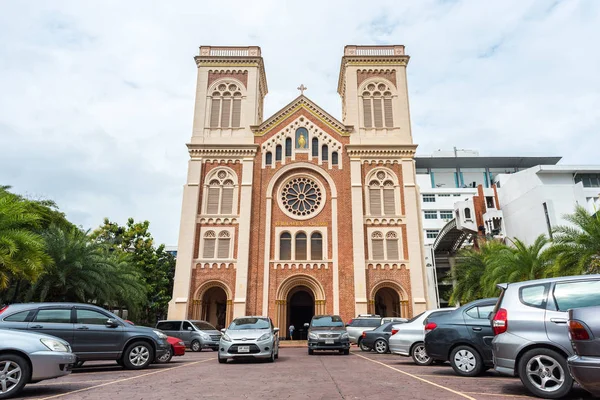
[1,0,599,245]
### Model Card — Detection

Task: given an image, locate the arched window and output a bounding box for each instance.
[331,152,338,166]
[311,137,319,157]
[370,231,401,260]
[210,82,243,128]
[265,152,272,166]
[371,231,384,260]
[275,145,282,161]
[217,231,231,259]
[203,230,216,258]
[295,232,307,260]
[321,145,328,162]
[280,233,291,260]
[386,232,399,260]
[464,208,472,219]
[205,169,237,215]
[285,137,292,157]
[368,170,397,216]
[362,82,394,128]
[311,232,323,260]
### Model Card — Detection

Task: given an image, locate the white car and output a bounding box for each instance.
[218,316,279,363]
[389,308,455,365]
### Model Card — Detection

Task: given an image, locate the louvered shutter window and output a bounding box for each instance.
[206,187,220,214]
[310,232,323,260]
[295,233,307,260]
[369,187,382,215]
[384,98,393,127]
[386,239,399,260]
[363,97,372,127]
[285,138,292,157]
[203,235,216,259]
[383,187,395,215]
[231,98,241,127]
[210,99,220,127]
[280,233,291,260]
[312,138,319,157]
[217,238,230,259]
[221,186,234,214]
[372,239,384,260]
[220,98,231,128]
[373,97,383,128]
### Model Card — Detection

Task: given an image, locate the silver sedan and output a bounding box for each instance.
[218,316,279,363]
[0,328,75,399]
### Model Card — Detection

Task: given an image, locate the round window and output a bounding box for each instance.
[278,176,325,220]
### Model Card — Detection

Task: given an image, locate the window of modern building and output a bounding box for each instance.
[310,232,323,260]
[422,194,436,203]
[311,138,319,157]
[460,168,486,188]
[280,232,292,260]
[426,230,440,239]
[440,210,453,219]
[371,231,400,260]
[321,145,328,161]
[331,151,338,166]
[430,168,458,188]
[285,137,292,157]
[438,194,450,197]
[209,83,242,128]
[265,152,272,166]
[368,170,397,216]
[453,194,462,197]
[424,211,438,219]
[486,196,495,208]
[362,82,394,128]
[205,169,236,215]
[295,232,307,260]
[464,208,472,219]
[574,173,600,188]
[275,145,282,161]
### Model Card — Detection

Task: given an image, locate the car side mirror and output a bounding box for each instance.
[105,319,119,328]
[273,328,280,333]
[303,323,309,328]
[220,328,226,333]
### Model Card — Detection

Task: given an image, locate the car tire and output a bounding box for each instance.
[267,350,275,363]
[343,349,350,355]
[122,341,153,370]
[308,348,314,355]
[450,345,483,377]
[217,353,227,364]
[190,340,201,352]
[73,360,85,368]
[0,354,29,400]
[156,346,173,363]
[518,348,572,399]
[374,339,388,354]
[275,348,279,359]
[359,340,371,352]
[411,342,433,366]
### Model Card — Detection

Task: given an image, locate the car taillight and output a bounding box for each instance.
[492,308,508,335]
[391,329,399,335]
[569,320,591,341]
[348,319,353,325]
[0,305,7,315]
[362,332,366,338]
[424,322,437,333]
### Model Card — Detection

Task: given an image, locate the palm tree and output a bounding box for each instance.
[549,205,600,276]
[0,189,48,289]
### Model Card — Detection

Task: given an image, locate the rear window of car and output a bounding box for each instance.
[349,318,381,327]
[156,321,182,330]
[553,280,600,311]
[519,284,549,309]
[192,321,216,331]
[465,305,495,319]
[3,310,35,322]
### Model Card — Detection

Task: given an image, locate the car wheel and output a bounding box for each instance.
[190,340,201,352]
[156,346,173,363]
[450,345,483,377]
[217,353,227,364]
[411,342,433,366]
[374,339,388,354]
[343,349,350,355]
[73,360,85,368]
[0,354,29,400]
[308,348,314,355]
[268,350,275,363]
[275,347,279,359]
[359,340,371,352]
[518,348,572,399]
[123,341,153,370]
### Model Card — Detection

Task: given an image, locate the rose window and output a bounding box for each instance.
[280,177,324,219]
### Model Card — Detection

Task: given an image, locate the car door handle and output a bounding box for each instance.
[472,327,482,331]
[77,326,89,330]
[30,325,43,329]
[551,318,568,324]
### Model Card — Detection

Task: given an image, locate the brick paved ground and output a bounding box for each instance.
[15,348,593,400]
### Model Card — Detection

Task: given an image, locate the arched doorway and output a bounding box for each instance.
[275,274,326,335]
[374,287,401,317]
[201,287,227,331]
[287,286,315,340]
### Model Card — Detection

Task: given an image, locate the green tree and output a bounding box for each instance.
[549,205,600,276]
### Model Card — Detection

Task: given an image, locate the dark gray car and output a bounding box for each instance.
[0,303,169,370]
[567,306,600,397]
[156,320,221,351]
[307,315,350,355]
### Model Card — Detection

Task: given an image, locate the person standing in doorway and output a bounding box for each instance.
[288,324,295,340]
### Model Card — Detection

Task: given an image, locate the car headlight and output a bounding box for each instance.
[341,332,349,340]
[257,333,271,341]
[153,330,168,340]
[40,338,70,352]
[178,341,185,346]
[221,333,232,342]
[200,333,210,340]
[308,332,318,340]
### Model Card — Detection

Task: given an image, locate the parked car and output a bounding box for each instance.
[360,322,396,354]
[424,298,497,377]
[156,336,186,363]
[567,306,600,397]
[0,303,169,370]
[491,275,600,399]
[346,316,382,350]
[307,315,350,355]
[381,317,408,325]
[0,328,75,399]
[218,316,279,363]
[155,320,221,352]
[389,308,455,365]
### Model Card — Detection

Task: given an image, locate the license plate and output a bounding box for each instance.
[325,339,334,344]
[238,346,250,353]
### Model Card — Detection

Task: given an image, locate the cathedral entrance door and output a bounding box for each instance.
[201,287,228,331]
[374,287,401,317]
[287,286,314,340]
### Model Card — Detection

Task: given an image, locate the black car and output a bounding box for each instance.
[307,315,350,355]
[360,322,398,354]
[424,298,498,377]
[0,302,170,370]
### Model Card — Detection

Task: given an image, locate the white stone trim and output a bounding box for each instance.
[350,158,368,315]
[273,227,328,261]
[201,166,240,216]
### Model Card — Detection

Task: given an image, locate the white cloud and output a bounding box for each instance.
[1,0,599,244]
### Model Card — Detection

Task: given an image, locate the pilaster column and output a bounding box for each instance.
[168,160,203,319]
[350,158,368,315]
[226,300,233,326]
[233,157,255,317]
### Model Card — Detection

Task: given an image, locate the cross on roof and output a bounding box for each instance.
[297,84,307,95]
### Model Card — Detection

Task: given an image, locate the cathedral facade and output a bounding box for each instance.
[168,45,430,332]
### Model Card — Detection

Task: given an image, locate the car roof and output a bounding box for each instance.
[500,274,600,288]
[4,302,106,310]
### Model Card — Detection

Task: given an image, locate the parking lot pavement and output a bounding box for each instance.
[16,348,594,400]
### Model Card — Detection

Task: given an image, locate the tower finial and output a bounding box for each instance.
[297,84,307,95]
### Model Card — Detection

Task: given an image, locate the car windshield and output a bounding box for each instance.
[311,316,344,327]
[192,321,216,331]
[228,318,270,330]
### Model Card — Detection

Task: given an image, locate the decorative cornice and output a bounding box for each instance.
[337,55,409,96]
[187,143,259,160]
[364,217,405,225]
[345,144,418,159]
[251,95,353,137]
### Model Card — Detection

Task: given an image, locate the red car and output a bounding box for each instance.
[156,336,186,363]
